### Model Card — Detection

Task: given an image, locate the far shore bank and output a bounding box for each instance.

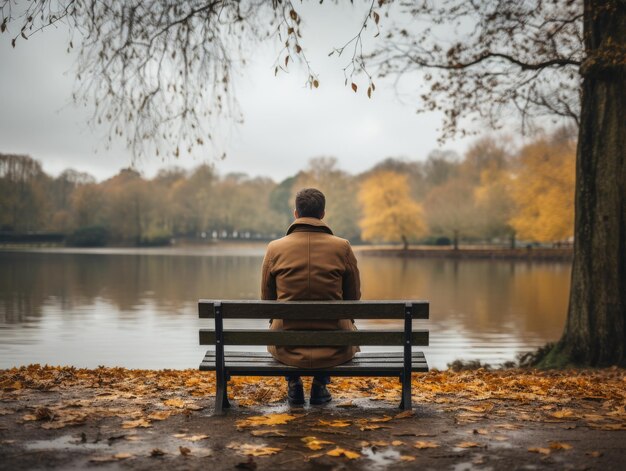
[356,246,573,261]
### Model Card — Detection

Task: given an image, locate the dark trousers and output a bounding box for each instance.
[285,375,330,385]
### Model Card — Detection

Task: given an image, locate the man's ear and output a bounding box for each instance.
[294,208,299,219]
[320,210,325,220]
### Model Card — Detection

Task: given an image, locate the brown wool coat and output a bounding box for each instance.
[261,217,361,369]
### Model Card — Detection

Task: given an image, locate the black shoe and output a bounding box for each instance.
[310,382,332,405]
[287,380,305,406]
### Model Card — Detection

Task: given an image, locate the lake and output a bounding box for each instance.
[0,245,571,370]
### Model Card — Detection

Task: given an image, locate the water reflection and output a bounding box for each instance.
[0,246,570,369]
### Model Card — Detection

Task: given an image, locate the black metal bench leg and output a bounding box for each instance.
[400,373,412,410]
[215,375,230,414]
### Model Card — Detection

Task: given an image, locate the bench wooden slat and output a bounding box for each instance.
[200,352,429,374]
[198,300,429,319]
[203,351,412,358]
[202,351,426,363]
[200,352,428,376]
[199,329,429,346]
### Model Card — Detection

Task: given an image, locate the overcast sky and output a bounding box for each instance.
[0,2,475,182]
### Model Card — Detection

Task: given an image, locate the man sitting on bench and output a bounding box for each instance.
[261,188,361,405]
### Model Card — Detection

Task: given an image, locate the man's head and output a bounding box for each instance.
[294,188,325,219]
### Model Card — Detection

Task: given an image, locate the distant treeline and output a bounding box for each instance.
[0,128,575,247]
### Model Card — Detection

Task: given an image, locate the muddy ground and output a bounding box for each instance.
[0,366,624,470]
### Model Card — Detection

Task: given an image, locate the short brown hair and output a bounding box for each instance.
[295,188,325,219]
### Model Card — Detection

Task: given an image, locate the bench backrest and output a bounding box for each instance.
[198,300,429,347]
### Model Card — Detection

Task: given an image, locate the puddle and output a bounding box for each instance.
[361,446,403,470]
[25,434,109,451]
[452,458,494,471]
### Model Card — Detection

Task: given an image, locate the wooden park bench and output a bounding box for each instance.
[198,300,429,414]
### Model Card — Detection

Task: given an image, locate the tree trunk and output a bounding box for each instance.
[452,230,459,251]
[401,235,409,251]
[509,231,516,250]
[543,0,626,367]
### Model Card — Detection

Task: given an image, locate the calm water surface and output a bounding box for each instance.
[0,245,571,370]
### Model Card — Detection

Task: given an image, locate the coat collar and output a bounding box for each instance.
[286,217,334,235]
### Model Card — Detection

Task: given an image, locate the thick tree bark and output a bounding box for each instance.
[546,0,626,366]
[401,235,409,251]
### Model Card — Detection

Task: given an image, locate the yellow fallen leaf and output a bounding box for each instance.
[586,451,602,458]
[336,401,357,408]
[326,447,360,459]
[550,409,576,420]
[148,411,172,421]
[301,436,334,450]
[391,440,405,446]
[472,429,488,435]
[163,398,186,408]
[400,455,416,461]
[318,419,351,428]
[369,440,389,447]
[89,453,132,462]
[236,413,297,429]
[549,442,572,450]
[528,447,551,455]
[394,410,415,419]
[414,441,439,449]
[456,442,484,448]
[228,443,282,456]
[368,416,393,423]
[186,434,209,442]
[360,424,391,431]
[122,418,151,429]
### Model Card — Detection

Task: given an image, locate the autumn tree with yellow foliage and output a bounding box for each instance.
[510,133,576,244]
[358,171,426,250]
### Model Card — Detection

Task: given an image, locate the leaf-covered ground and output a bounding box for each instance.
[0,366,624,469]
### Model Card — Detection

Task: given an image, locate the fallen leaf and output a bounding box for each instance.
[89,453,132,462]
[473,429,488,435]
[318,419,351,428]
[301,436,334,450]
[164,398,186,408]
[549,442,572,450]
[150,448,166,457]
[185,434,210,442]
[551,409,577,420]
[122,418,151,429]
[326,447,360,459]
[179,446,191,456]
[414,441,439,449]
[394,410,415,419]
[336,401,357,408]
[228,443,282,457]
[528,447,551,455]
[400,455,416,461]
[586,451,603,458]
[391,440,405,446]
[148,411,172,421]
[237,414,297,429]
[456,442,484,448]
